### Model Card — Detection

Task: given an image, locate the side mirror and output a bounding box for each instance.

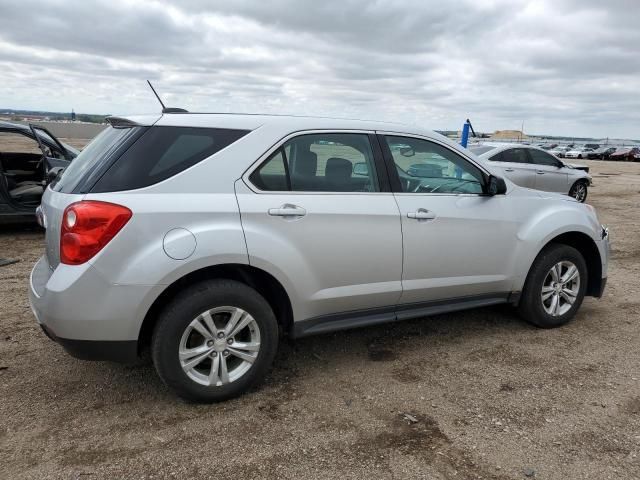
[353,162,369,176]
[556,160,564,168]
[487,175,507,195]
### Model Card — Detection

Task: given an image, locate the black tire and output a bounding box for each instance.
[518,244,588,328]
[569,180,588,203]
[152,279,279,402]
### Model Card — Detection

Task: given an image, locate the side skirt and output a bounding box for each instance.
[292,293,515,338]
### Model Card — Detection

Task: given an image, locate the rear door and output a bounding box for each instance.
[527,148,569,193]
[489,148,536,188]
[237,131,403,322]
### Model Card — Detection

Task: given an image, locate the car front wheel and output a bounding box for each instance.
[569,180,588,202]
[152,279,279,402]
[518,244,587,328]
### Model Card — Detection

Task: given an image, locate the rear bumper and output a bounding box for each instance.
[29,255,160,363]
[39,324,138,362]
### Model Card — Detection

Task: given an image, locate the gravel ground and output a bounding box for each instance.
[1,159,639,479]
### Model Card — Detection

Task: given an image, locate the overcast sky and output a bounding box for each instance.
[0,0,638,138]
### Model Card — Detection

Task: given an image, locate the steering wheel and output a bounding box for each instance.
[431,179,480,194]
[407,178,432,193]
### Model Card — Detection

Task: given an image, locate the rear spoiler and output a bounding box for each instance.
[105,116,143,128]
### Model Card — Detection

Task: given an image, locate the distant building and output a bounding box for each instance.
[71,109,76,121]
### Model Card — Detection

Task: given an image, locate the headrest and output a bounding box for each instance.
[325,157,352,180]
[294,150,317,176]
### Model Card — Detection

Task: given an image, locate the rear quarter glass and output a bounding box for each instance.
[52,126,143,193]
[90,126,250,193]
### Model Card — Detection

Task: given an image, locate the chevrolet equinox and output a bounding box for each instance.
[29,113,610,402]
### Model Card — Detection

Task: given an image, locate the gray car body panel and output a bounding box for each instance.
[29,114,609,344]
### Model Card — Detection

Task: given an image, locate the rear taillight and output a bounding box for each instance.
[60,201,132,265]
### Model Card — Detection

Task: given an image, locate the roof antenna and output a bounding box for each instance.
[146,80,188,114]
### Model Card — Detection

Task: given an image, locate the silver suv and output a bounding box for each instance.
[29,113,610,402]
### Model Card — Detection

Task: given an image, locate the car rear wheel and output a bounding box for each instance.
[569,180,588,202]
[152,279,279,402]
[518,244,587,328]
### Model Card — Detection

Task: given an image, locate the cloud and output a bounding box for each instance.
[0,0,637,138]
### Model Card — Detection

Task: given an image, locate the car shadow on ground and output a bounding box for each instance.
[58,303,533,405]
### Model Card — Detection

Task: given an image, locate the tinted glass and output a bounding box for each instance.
[528,149,560,166]
[250,149,289,191]
[91,126,249,192]
[500,148,530,164]
[250,133,379,192]
[385,136,484,194]
[53,126,140,193]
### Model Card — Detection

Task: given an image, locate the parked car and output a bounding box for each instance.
[549,146,571,158]
[610,147,640,162]
[30,113,609,402]
[564,147,594,159]
[584,143,600,150]
[469,143,592,202]
[540,143,558,150]
[588,147,617,160]
[0,121,78,223]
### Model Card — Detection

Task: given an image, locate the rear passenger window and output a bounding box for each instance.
[500,148,530,164]
[91,127,249,192]
[249,133,379,192]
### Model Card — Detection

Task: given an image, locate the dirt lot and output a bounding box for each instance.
[1,158,639,479]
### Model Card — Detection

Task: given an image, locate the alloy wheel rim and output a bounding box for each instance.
[178,306,261,387]
[572,184,586,202]
[541,261,580,317]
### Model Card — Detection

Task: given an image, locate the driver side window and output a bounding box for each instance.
[384,136,484,194]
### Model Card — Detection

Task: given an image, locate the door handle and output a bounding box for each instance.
[407,209,436,221]
[536,170,545,175]
[504,168,515,172]
[268,204,306,217]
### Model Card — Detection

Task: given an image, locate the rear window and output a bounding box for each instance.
[53,126,140,193]
[91,126,249,192]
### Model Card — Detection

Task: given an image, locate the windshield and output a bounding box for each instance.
[51,126,141,193]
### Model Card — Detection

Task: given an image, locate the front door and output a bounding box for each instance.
[237,131,403,322]
[380,134,520,305]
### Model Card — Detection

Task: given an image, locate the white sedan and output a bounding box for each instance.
[565,148,594,159]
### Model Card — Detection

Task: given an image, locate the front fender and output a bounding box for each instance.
[511,202,601,291]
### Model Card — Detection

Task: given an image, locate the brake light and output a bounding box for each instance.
[60,201,132,265]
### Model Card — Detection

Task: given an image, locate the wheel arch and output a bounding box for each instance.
[138,263,294,355]
[570,177,589,189]
[529,231,603,298]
